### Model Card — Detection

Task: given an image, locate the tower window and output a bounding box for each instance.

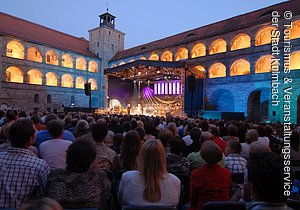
[111,44,115,51]
[109,31,111,35]
[97,42,99,47]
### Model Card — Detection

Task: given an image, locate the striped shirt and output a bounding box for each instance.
[0,147,50,208]
[225,154,247,174]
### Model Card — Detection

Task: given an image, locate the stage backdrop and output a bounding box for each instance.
[108,76,134,107]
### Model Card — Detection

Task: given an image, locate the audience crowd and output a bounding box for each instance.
[0,109,299,210]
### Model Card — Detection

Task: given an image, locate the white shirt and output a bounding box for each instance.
[257,137,270,147]
[183,135,193,146]
[240,143,251,159]
[118,170,180,207]
[39,139,72,169]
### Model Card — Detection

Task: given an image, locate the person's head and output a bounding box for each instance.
[144,121,154,135]
[265,125,274,137]
[190,127,202,142]
[76,120,89,131]
[91,122,108,142]
[158,128,174,148]
[137,120,144,129]
[249,141,271,156]
[199,131,214,148]
[227,124,238,136]
[248,152,285,203]
[166,122,178,136]
[135,127,145,141]
[64,115,72,124]
[168,136,186,156]
[47,120,64,139]
[70,118,78,127]
[121,130,141,169]
[9,119,35,149]
[44,114,58,124]
[201,141,223,164]
[225,140,242,156]
[245,129,258,144]
[123,121,132,133]
[66,140,96,173]
[31,114,41,125]
[138,139,167,202]
[209,124,220,137]
[291,131,300,152]
[86,116,95,124]
[20,198,63,210]
[6,111,16,122]
[257,125,266,137]
[113,133,124,147]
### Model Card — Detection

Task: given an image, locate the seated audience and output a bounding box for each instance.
[36,114,75,148]
[182,123,195,146]
[0,119,50,208]
[266,125,281,154]
[290,130,300,160]
[158,128,174,152]
[39,120,72,169]
[222,124,239,142]
[0,111,16,140]
[144,121,156,141]
[73,120,90,138]
[240,129,258,159]
[122,121,132,136]
[110,133,124,154]
[166,136,190,175]
[256,125,270,147]
[166,122,178,136]
[210,125,227,153]
[112,130,141,172]
[118,139,180,207]
[45,140,110,210]
[31,114,46,131]
[246,152,286,210]
[67,118,78,134]
[135,127,146,143]
[189,141,231,210]
[185,127,202,156]
[20,198,63,210]
[224,140,247,174]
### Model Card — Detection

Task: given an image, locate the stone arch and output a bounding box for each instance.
[46,72,58,86]
[255,55,277,74]
[255,26,277,46]
[291,51,300,70]
[6,40,24,59]
[62,54,73,68]
[61,74,74,88]
[27,69,43,85]
[76,57,87,70]
[231,34,251,51]
[175,48,188,61]
[75,76,85,89]
[27,46,43,62]
[191,43,206,58]
[291,20,300,40]
[161,51,173,61]
[46,50,58,65]
[208,63,226,78]
[247,88,270,122]
[210,89,235,112]
[230,59,250,76]
[6,66,24,83]
[88,78,98,90]
[88,60,98,72]
[149,54,159,61]
[209,39,226,55]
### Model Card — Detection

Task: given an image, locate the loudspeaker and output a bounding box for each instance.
[187,75,196,92]
[84,83,91,96]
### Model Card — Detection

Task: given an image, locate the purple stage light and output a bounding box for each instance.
[142,87,154,99]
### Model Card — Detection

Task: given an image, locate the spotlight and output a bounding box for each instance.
[134,80,136,83]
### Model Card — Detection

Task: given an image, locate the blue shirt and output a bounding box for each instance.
[36,130,75,148]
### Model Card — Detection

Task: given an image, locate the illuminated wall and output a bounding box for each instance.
[149,54,159,61]
[88,60,98,72]
[28,47,42,62]
[194,65,206,72]
[27,69,42,85]
[161,51,172,61]
[61,74,73,88]
[175,48,188,61]
[88,78,98,90]
[255,27,276,46]
[140,57,147,60]
[209,39,227,55]
[76,77,85,89]
[291,51,300,70]
[231,34,251,51]
[209,63,226,78]
[46,50,58,65]
[76,57,86,70]
[119,61,126,65]
[290,20,300,40]
[62,54,73,68]
[230,59,250,76]
[6,66,24,83]
[255,55,275,73]
[191,43,206,58]
[154,81,182,95]
[6,41,24,59]
[46,72,58,86]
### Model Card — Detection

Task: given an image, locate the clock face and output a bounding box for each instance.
[0,103,9,111]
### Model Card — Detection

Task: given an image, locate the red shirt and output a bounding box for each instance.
[213,137,227,153]
[188,164,231,210]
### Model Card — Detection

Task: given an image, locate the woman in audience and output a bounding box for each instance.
[189,141,231,210]
[45,140,110,210]
[73,119,90,138]
[112,130,141,172]
[166,122,178,136]
[240,129,258,159]
[256,125,270,147]
[118,139,180,207]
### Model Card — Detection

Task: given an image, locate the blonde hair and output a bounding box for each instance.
[166,122,178,136]
[138,139,167,202]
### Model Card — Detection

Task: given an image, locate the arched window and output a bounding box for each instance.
[290,20,300,40]
[255,55,277,73]
[34,94,39,104]
[149,54,159,61]
[46,50,58,65]
[119,61,126,66]
[27,47,42,62]
[27,69,43,85]
[209,63,226,78]
[76,77,85,89]
[6,41,24,59]
[139,57,147,60]
[255,27,277,46]
[47,94,52,103]
[62,54,73,68]
[6,66,24,83]
[230,59,250,76]
[175,48,188,61]
[191,43,206,58]
[76,57,86,70]
[88,60,98,72]
[88,78,98,90]
[194,65,206,72]
[291,51,300,70]
[161,51,173,61]
[61,74,74,88]
[209,39,227,55]
[46,72,58,86]
[231,34,251,51]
